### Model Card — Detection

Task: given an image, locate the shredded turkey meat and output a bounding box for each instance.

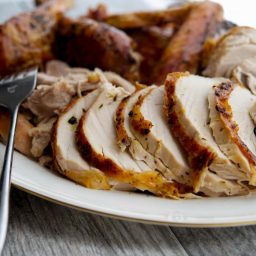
[23,79,76,121]
[23,60,135,122]
[30,117,57,157]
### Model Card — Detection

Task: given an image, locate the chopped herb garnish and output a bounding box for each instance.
[99,104,103,109]
[68,116,77,125]
[113,95,117,102]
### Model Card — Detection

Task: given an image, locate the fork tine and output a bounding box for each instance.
[14,67,38,80]
[0,67,38,84]
[24,67,38,78]
[0,75,12,84]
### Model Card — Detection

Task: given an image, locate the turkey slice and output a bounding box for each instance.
[77,83,195,198]
[116,86,238,197]
[164,72,247,195]
[129,84,244,196]
[210,81,256,185]
[52,88,111,189]
[232,56,256,95]
[129,86,192,185]
[115,87,174,182]
[203,27,256,78]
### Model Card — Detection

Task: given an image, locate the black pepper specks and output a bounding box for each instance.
[254,127,256,137]
[128,111,133,117]
[68,116,77,125]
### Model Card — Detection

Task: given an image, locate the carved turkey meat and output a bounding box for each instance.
[52,88,112,189]
[164,73,247,195]
[76,83,195,198]
[209,81,256,185]
[204,27,256,95]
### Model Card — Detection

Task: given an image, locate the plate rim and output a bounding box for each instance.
[12,182,256,228]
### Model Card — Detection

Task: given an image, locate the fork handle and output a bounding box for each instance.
[0,106,19,253]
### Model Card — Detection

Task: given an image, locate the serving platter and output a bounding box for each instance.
[2,144,256,227]
[1,0,256,227]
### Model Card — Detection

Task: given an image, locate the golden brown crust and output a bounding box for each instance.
[51,97,111,190]
[214,81,256,165]
[130,89,154,135]
[164,72,215,188]
[0,0,68,75]
[152,1,223,84]
[0,109,33,157]
[54,17,141,82]
[103,3,192,29]
[35,0,74,9]
[115,96,131,149]
[77,113,194,198]
[127,23,177,84]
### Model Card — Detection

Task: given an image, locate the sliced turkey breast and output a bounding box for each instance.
[164,72,247,195]
[116,86,238,197]
[115,87,173,182]
[77,83,195,198]
[211,81,256,185]
[115,87,151,151]
[129,84,244,196]
[52,88,111,190]
[129,86,192,185]
[203,27,256,79]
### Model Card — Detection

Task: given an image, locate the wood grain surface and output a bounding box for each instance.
[3,188,188,256]
[2,188,256,256]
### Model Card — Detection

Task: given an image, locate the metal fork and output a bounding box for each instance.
[0,68,37,253]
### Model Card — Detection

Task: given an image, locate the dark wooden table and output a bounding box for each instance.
[2,187,256,256]
[1,1,256,255]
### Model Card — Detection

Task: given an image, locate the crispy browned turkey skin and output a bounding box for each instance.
[35,0,73,8]
[0,0,73,75]
[54,17,141,82]
[152,1,224,85]
[103,3,192,29]
[215,82,256,167]
[127,24,177,84]
[0,109,33,156]
[163,73,215,188]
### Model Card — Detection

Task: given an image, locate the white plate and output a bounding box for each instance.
[1,0,256,227]
[2,145,256,227]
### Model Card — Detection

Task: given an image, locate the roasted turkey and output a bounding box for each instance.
[0,0,72,75]
[1,1,256,199]
[54,17,141,82]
